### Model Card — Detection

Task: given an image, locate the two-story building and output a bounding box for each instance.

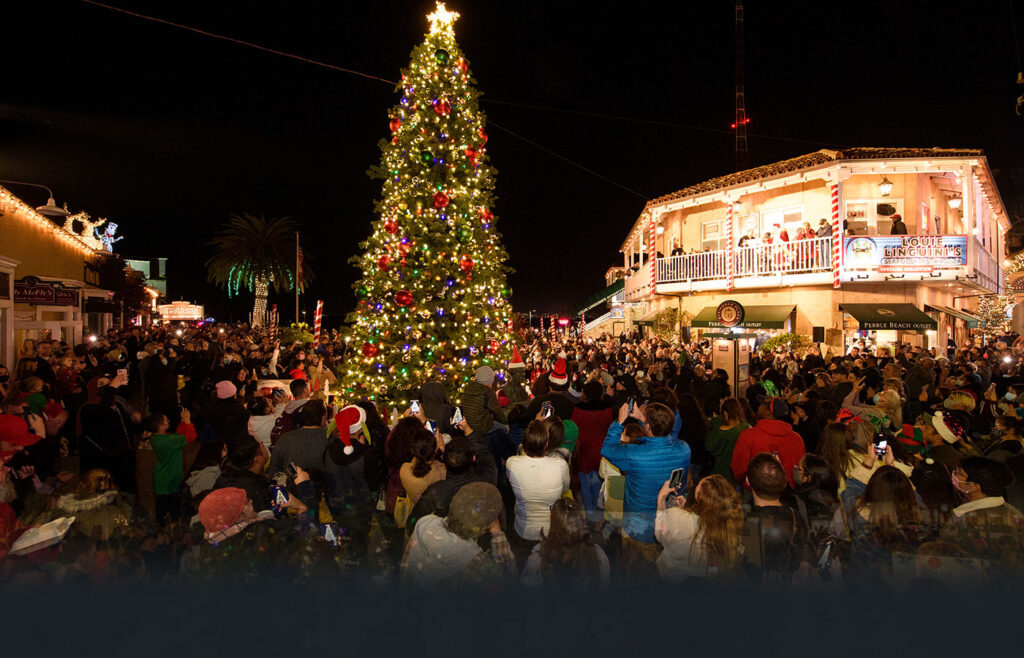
[615,148,1009,353]
[0,184,114,366]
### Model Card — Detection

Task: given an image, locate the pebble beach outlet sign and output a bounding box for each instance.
[14,277,81,306]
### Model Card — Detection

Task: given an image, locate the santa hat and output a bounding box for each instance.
[549,358,568,386]
[929,411,965,445]
[335,405,366,454]
[509,345,526,369]
[289,367,307,380]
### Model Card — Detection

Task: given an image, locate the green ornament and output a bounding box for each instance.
[358,287,369,298]
[434,49,450,65]
[502,287,511,298]
[423,349,434,361]
[420,150,433,166]
[459,227,471,242]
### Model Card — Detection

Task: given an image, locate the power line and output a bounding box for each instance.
[80,0,397,86]
[487,119,649,200]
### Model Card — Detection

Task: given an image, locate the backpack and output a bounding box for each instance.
[270,409,299,445]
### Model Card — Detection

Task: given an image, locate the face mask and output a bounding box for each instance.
[951,474,971,494]
[1005,393,1018,402]
[872,394,881,404]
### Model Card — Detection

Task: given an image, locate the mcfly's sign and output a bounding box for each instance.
[844,235,967,273]
[14,277,81,306]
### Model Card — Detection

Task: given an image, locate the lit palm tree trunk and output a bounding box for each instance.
[252,276,268,327]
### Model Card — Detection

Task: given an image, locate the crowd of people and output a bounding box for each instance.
[2,320,1024,591]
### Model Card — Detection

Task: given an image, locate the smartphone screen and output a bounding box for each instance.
[668,467,686,491]
[117,368,128,382]
[410,400,421,414]
[541,401,553,418]
[874,440,888,456]
[425,420,436,434]
[452,406,463,424]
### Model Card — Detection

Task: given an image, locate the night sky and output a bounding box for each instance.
[3,1,1023,324]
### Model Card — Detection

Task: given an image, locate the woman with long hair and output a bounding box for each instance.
[705,398,750,486]
[506,420,570,544]
[398,426,445,506]
[840,466,924,583]
[654,474,744,582]
[792,453,841,541]
[520,497,610,590]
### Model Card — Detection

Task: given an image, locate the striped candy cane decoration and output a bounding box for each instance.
[313,300,324,345]
[726,203,735,291]
[269,303,278,340]
[648,215,657,291]
[831,184,841,289]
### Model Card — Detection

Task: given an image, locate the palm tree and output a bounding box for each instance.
[206,213,313,327]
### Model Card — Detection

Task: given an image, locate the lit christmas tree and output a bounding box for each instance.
[341,3,513,403]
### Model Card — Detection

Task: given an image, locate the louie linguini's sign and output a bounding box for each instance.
[14,277,80,306]
[844,235,967,273]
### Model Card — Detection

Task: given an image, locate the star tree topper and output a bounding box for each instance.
[427,2,460,35]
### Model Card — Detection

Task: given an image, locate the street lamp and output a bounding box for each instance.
[948,193,962,210]
[878,176,893,197]
[0,179,69,218]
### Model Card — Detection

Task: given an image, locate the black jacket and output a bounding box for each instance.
[407,432,497,524]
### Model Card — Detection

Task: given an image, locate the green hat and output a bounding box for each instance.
[561,419,579,452]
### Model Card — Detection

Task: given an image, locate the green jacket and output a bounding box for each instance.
[461,380,506,435]
[705,416,749,486]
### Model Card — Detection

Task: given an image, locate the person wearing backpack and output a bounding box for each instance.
[270,379,311,445]
[741,453,811,585]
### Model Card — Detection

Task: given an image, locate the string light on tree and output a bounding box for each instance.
[341,2,513,403]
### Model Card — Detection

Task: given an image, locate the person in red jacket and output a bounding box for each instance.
[730,398,805,488]
[571,381,614,522]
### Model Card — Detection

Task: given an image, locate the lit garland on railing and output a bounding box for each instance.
[0,186,98,255]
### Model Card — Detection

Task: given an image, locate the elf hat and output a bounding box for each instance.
[335,405,367,454]
[509,345,526,369]
[549,358,568,386]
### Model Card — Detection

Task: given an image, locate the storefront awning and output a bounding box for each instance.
[840,303,937,331]
[575,279,625,314]
[634,307,661,326]
[925,304,980,329]
[691,305,794,329]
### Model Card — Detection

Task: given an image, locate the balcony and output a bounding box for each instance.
[656,236,834,292]
[624,261,653,302]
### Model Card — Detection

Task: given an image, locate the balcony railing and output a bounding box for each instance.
[657,236,833,284]
[624,262,653,301]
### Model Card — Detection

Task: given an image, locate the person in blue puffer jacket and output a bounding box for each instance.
[601,400,691,581]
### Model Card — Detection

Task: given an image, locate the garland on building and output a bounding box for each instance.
[341,3,513,403]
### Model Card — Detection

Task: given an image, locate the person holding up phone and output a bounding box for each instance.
[654,474,743,582]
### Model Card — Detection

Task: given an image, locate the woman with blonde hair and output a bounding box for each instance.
[654,474,744,582]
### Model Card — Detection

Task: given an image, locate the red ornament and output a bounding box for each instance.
[478,207,493,222]
[459,254,474,274]
[433,100,451,116]
[457,58,469,73]
[487,339,500,355]
[377,255,391,271]
[361,342,379,358]
[433,191,450,209]
[384,220,399,234]
[389,117,402,133]
[465,146,478,165]
[478,129,488,144]
[395,289,414,307]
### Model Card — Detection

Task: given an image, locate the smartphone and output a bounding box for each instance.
[320,522,342,548]
[627,397,635,414]
[270,484,289,516]
[541,401,553,418]
[874,440,888,457]
[425,420,436,434]
[286,462,298,479]
[452,406,463,425]
[117,368,128,382]
[665,466,687,506]
[410,400,421,414]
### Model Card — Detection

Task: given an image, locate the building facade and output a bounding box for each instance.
[0,185,111,366]
[615,148,1009,354]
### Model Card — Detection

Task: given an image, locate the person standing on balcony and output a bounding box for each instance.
[890,214,908,235]
[815,218,831,238]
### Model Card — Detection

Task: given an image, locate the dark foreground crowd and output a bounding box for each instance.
[1,321,1023,591]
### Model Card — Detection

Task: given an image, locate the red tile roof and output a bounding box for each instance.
[645,147,984,208]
